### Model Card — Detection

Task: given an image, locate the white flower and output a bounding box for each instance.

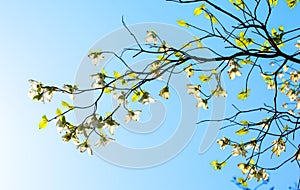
[57,126,64,134]
[232,144,247,157]
[237,163,251,174]
[159,86,170,99]
[150,60,163,80]
[61,132,80,145]
[295,149,300,161]
[228,68,242,80]
[90,73,106,88]
[186,84,200,96]
[288,109,295,115]
[290,71,300,82]
[94,133,115,147]
[245,140,259,151]
[295,40,300,51]
[271,138,286,157]
[28,79,39,99]
[184,64,194,77]
[158,41,171,53]
[286,89,297,101]
[138,92,155,104]
[62,132,72,143]
[112,92,128,105]
[278,72,284,78]
[86,114,104,129]
[28,79,44,101]
[260,118,270,130]
[255,169,269,182]
[227,60,242,80]
[44,90,54,102]
[54,117,65,134]
[267,81,275,89]
[76,141,93,156]
[62,84,78,100]
[88,51,104,66]
[145,30,157,45]
[103,117,120,135]
[296,99,300,109]
[151,60,161,70]
[125,110,142,123]
[70,133,80,145]
[76,124,89,137]
[196,97,208,110]
[213,86,227,97]
[28,79,55,102]
[216,137,230,150]
[282,102,288,108]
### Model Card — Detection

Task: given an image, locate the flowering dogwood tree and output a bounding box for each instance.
[29,0,300,189]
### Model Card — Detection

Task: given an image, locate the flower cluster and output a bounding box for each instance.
[145,30,157,45]
[271,138,286,157]
[232,144,247,157]
[185,84,209,109]
[235,31,254,48]
[88,51,104,66]
[28,79,55,102]
[125,110,142,123]
[90,73,106,89]
[227,59,242,80]
[237,163,269,182]
[159,86,170,99]
[62,84,78,100]
[216,137,230,150]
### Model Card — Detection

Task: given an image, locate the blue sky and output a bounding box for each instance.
[0,0,299,189]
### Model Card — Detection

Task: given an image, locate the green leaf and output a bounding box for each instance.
[204,13,218,24]
[271,28,278,37]
[237,178,248,188]
[194,7,202,15]
[194,4,205,16]
[101,68,107,76]
[121,78,128,86]
[61,101,69,108]
[61,101,74,110]
[279,25,284,32]
[194,36,203,48]
[128,73,136,79]
[174,51,183,57]
[114,71,121,78]
[235,32,253,48]
[39,115,48,129]
[240,120,249,125]
[199,75,211,83]
[269,0,278,6]
[286,0,299,9]
[237,89,250,100]
[104,87,112,94]
[210,160,226,170]
[240,59,252,65]
[235,127,249,135]
[131,92,140,102]
[56,108,62,115]
[177,20,189,28]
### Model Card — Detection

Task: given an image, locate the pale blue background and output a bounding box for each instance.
[0,0,299,189]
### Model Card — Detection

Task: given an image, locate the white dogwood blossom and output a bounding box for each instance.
[88,51,104,66]
[145,30,157,45]
[125,110,142,123]
[90,73,106,88]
